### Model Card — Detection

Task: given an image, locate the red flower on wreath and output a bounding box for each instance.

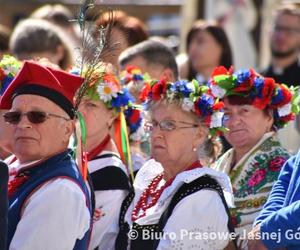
[212,101,225,111]
[280,85,293,105]
[280,113,295,122]
[268,156,286,172]
[248,169,266,187]
[151,79,167,101]
[139,83,151,102]
[252,78,276,109]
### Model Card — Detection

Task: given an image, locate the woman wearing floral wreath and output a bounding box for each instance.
[116,78,235,250]
[211,66,299,248]
[72,66,135,250]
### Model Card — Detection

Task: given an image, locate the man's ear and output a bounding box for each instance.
[62,120,75,144]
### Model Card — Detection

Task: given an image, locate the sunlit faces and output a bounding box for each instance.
[10,95,74,163]
[223,99,273,151]
[78,99,116,151]
[271,13,300,56]
[149,102,206,169]
[188,30,222,72]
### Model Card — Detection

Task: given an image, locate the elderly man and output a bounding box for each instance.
[2,61,92,250]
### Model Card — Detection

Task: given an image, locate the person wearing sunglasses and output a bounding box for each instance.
[210,66,299,249]
[116,79,235,250]
[72,66,134,250]
[1,60,92,250]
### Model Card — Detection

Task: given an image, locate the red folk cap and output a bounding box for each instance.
[0,61,84,118]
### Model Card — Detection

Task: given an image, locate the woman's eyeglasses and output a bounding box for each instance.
[144,119,198,132]
[3,111,70,125]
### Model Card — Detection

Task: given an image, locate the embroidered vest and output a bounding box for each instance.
[116,175,236,250]
[8,150,92,250]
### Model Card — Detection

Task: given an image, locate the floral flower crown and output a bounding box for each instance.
[70,67,135,112]
[120,66,151,87]
[140,78,227,135]
[124,106,146,141]
[0,55,22,95]
[209,66,300,129]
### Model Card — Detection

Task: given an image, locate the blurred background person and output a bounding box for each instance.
[94,10,148,69]
[178,20,233,84]
[261,3,300,155]
[30,4,81,50]
[9,18,74,70]
[119,39,178,82]
[261,4,300,87]
[0,24,11,59]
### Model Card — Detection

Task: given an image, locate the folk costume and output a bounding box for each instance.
[210,66,299,239]
[2,61,92,250]
[71,68,134,250]
[116,79,235,250]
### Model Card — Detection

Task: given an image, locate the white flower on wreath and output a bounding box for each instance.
[278,103,292,117]
[182,98,194,112]
[97,82,119,102]
[210,111,224,128]
[211,84,226,99]
[186,81,195,92]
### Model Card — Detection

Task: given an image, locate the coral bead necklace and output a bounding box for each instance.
[131,160,202,222]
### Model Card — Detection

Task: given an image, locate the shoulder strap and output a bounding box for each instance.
[155,175,237,249]
[91,166,131,191]
[115,190,135,250]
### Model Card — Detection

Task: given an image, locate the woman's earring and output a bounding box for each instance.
[192,147,197,152]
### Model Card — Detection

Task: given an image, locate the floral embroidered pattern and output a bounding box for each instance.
[230,136,289,200]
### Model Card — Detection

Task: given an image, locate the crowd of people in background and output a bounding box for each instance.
[0,2,300,250]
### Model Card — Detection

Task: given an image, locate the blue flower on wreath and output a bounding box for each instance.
[195,94,214,116]
[111,88,135,109]
[234,69,251,85]
[271,88,284,106]
[251,77,264,98]
[170,80,194,97]
[133,74,144,81]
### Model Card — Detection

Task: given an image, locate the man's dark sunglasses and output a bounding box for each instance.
[3,111,70,125]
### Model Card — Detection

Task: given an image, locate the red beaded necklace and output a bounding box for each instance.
[87,134,111,161]
[131,160,202,222]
